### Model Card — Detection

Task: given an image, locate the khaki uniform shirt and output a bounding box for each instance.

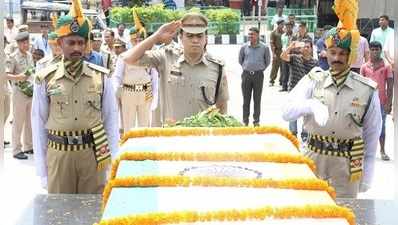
[5,49,34,92]
[39,61,108,132]
[136,44,229,121]
[304,70,377,139]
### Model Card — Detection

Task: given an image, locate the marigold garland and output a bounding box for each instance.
[94,204,355,225]
[120,126,299,150]
[110,151,317,180]
[102,176,336,210]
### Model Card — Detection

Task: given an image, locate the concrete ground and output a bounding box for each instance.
[0,44,395,225]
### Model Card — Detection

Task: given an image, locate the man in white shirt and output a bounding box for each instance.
[33,24,52,57]
[4,17,18,43]
[383,30,394,68]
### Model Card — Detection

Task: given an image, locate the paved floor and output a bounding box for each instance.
[0,45,395,225]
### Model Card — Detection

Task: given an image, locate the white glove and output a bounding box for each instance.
[308,99,329,127]
[40,176,48,190]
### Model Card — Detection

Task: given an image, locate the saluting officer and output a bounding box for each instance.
[32,0,119,193]
[5,31,34,160]
[123,12,229,123]
[282,13,382,197]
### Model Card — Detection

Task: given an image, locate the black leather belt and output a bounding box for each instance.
[123,83,149,91]
[308,138,352,152]
[48,133,94,145]
[244,70,263,75]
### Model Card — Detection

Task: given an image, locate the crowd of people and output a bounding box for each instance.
[1,1,394,199]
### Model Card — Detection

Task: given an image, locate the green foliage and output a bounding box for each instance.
[166,106,243,128]
[110,4,240,34]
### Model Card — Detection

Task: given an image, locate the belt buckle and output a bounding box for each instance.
[249,71,255,75]
[326,142,339,151]
[67,136,83,145]
[135,84,144,91]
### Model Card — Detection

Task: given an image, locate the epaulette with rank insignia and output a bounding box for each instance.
[351,73,377,89]
[86,62,110,77]
[35,62,59,84]
[205,54,224,66]
[307,67,327,82]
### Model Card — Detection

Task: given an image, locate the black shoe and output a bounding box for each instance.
[279,88,287,92]
[269,83,274,87]
[253,123,260,127]
[13,152,28,160]
[25,149,34,154]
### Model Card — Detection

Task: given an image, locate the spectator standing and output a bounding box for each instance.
[36,32,62,72]
[360,41,393,161]
[91,30,103,52]
[101,29,117,74]
[370,15,394,49]
[269,19,284,86]
[238,27,271,126]
[350,36,369,73]
[280,21,294,91]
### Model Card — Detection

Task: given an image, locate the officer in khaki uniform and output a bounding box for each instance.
[113,28,156,130]
[282,12,381,198]
[32,0,119,193]
[123,12,229,123]
[5,31,34,160]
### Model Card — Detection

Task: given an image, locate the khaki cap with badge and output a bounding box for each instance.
[114,38,127,47]
[91,29,102,41]
[180,12,208,34]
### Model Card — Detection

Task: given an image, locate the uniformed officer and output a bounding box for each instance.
[32,0,119,193]
[123,12,229,123]
[113,28,157,130]
[282,8,382,198]
[91,30,103,52]
[5,25,32,56]
[5,31,34,160]
[36,32,63,72]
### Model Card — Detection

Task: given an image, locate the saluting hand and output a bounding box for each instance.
[154,21,182,45]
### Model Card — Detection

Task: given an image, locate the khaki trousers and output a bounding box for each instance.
[47,146,106,194]
[3,94,10,124]
[305,150,360,198]
[121,90,151,130]
[12,90,32,155]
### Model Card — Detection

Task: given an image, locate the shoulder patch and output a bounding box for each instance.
[351,73,378,89]
[35,62,59,83]
[86,62,110,76]
[307,67,327,82]
[205,54,224,66]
